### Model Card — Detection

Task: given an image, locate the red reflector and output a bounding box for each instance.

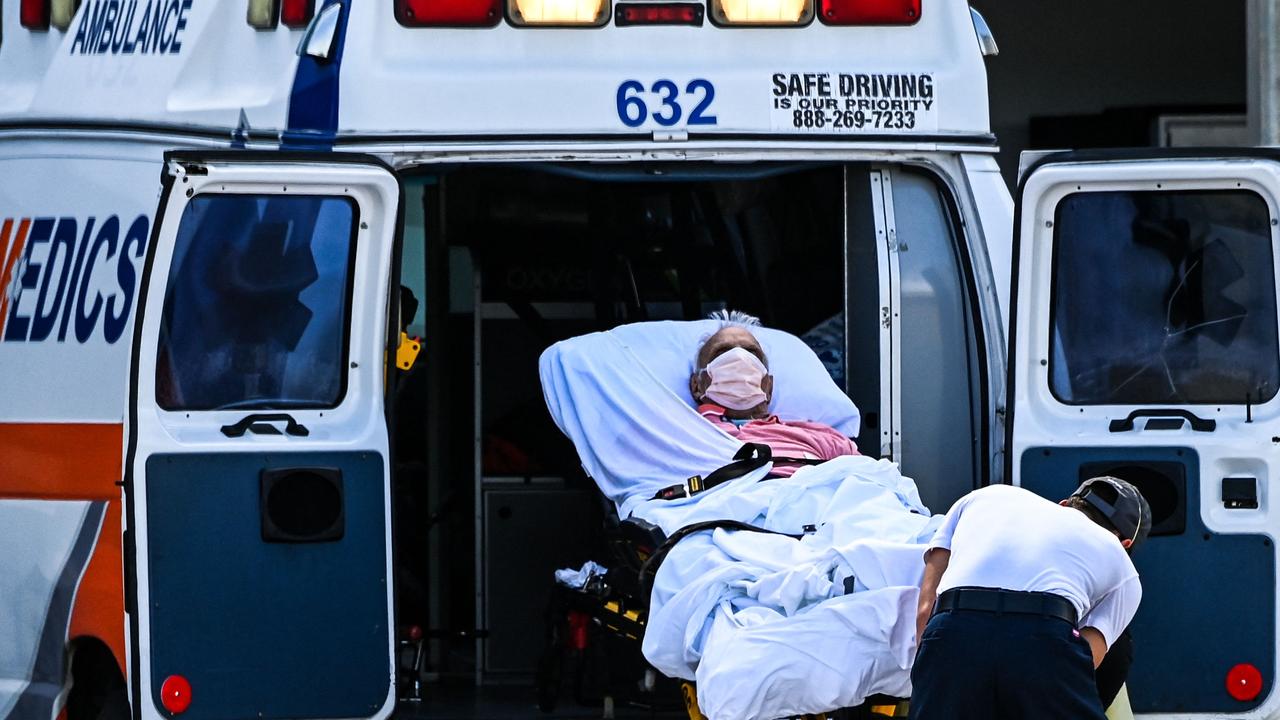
[20,0,50,29]
[408,625,424,641]
[615,2,702,25]
[160,675,193,715]
[1226,663,1264,702]
[567,610,590,651]
[281,0,315,27]
[395,0,501,26]
[819,0,918,25]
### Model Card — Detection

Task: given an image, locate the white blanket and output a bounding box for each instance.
[638,456,939,719]
[539,322,933,719]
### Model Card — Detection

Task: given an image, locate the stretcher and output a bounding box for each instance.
[539,320,933,720]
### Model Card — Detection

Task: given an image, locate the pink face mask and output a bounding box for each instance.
[700,346,769,410]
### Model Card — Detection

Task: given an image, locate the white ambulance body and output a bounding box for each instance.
[0,0,1274,718]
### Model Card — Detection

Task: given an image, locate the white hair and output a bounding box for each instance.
[707,309,761,329]
[695,309,767,372]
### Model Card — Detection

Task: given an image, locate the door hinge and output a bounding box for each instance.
[166,160,209,178]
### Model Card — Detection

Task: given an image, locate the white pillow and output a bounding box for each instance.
[607,320,861,437]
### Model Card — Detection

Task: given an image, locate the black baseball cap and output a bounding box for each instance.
[1071,476,1152,548]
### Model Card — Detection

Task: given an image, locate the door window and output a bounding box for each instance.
[1050,190,1279,405]
[155,194,357,410]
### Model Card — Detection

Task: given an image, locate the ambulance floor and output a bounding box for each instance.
[397,683,687,719]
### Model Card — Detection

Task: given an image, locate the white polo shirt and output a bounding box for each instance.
[927,484,1142,648]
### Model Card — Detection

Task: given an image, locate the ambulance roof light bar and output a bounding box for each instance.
[247,0,314,30]
[389,0,920,26]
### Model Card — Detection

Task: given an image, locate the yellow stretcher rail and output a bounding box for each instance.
[680,681,908,719]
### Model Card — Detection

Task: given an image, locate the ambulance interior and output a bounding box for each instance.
[387,162,986,713]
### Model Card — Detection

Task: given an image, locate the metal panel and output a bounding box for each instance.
[145,451,390,720]
[481,487,595,675]
[890,169,981,512]
[869,169,901,460]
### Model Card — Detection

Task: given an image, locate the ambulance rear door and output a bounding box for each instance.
[1008,150,1280,716]
[124,152,400,720]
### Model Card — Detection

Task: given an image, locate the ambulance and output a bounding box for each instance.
[0,0,1275,717]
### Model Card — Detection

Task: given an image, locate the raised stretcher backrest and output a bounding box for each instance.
[539,319,859,512]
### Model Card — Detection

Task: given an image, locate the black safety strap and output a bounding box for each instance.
[650,442,824,502]
[638,519,803,601]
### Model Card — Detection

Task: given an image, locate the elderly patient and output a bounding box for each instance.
[690,311,858,475]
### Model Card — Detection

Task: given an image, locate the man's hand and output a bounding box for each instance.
[1079,627,1107,668]
[916,548,951,645]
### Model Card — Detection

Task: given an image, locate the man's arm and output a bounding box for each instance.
[1078,576,1142,670]
[1094,629,1134,707]
[1079,627,1106,668]
[916,548,950,643]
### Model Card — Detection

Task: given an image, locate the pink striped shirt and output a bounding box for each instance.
[697,403,859,477]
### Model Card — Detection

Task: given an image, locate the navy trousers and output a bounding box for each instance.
[909,609,1107,720]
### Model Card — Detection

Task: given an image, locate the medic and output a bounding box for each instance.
[910,478,1151,720]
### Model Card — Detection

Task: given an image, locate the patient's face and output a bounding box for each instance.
[690,327,774,418]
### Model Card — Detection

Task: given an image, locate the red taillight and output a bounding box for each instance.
[21,0,51,29]
[408,625,424,641]
[281,0,315,27]
[160,675,193,715]
[395,0,501,26]
[615,2,701,25]
[1226,663,1264,702]
[567,610,590,651]
[819,0,918,25]
[282,0,314,27]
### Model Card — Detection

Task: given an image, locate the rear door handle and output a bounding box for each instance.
[1108,408,1215,433]
[220,413,310,438]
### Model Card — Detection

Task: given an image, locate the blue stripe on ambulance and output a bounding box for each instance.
[282,0,351,151]
[8,502,107,720]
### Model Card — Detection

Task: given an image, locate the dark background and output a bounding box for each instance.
[971,0,1248,184]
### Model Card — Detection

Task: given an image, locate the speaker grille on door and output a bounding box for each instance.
[260,467,345,542]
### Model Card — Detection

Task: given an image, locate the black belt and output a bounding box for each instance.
[651,443,823,501]
[935,587,1079,626]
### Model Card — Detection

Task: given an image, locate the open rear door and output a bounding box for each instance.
[125,153,400,720]
[1009,150,1280,715]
